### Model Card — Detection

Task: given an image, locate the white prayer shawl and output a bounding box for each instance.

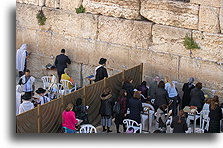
[16,44,27,72]
[95,65,110,77]
[18,101,34,114]
[95,65,103,76]
[16,85,22,115]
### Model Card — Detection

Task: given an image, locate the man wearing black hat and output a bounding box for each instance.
[35,88,51,105]
[18,93,34,114]
[54,49,71,82]
[94,58,108,82]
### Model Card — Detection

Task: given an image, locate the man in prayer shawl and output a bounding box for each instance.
[16,44,28,77]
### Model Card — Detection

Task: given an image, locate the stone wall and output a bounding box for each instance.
[16,0,223,99]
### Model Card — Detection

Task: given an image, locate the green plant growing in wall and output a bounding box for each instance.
[183,34,200,57]
[36,10,47,26]
[75,5,85,14]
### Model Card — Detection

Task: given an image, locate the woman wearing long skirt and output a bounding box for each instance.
[100,88,114,132]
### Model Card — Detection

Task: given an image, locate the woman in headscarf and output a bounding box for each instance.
[182,77,195,109]
[16,44,28,77]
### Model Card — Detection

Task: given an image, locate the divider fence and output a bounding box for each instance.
[16,63,143,133]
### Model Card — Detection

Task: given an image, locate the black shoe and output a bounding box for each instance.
[107,130,112,133]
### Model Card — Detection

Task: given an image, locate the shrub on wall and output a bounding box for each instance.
[75,5,85,14]
[36,10,47,26]
[184,34,200,50]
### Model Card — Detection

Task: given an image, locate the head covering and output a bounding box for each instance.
[154,76,160,82]
[188,77,194,84]
[35,88,46,94]
[22,93,32,100]
[99,58,107,65]
[64,68,70,74]
[16,44,28,71]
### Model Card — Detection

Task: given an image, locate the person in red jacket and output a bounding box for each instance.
[62,104,78,133]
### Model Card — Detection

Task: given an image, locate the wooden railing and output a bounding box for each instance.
[16,63,143,133]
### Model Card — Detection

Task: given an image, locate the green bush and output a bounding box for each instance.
[75,5,85,14]
[183,34,200,50]
[36,10,47,26]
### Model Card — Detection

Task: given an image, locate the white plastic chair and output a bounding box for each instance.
[56,83,65,97]
[79,124,97,133]
[200,110,210,131]
[141,103,155,131]
[186,111,201,129]
[123,119,142,133]
[60,79,77,95]
[41,76,51,89]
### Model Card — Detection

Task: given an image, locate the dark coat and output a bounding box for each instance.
[148,81,158,99]
[122,82,134,100]
[209,105,222,121]
[171,116,188,133]
[95,66,108,82]
[99,94,114,116]
[137,84,148,98]
[114,96,127,125]
[208,105,222,133]
[154,88,169,107]
[182,83,195,108]
[128,97,143,123]
[189,88,205,109]
[54,54,71,72]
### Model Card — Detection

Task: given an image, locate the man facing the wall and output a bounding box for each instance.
[54,49,71,82]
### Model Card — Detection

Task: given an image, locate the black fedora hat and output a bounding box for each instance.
[22,93,32,100]
[99,58,107,65]
[35,88,46,94]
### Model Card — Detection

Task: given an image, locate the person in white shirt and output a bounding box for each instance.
[35,88,51,105]
[16,85,22,115]
[164,76,178,117]
[19,93,34,114]
[18,69,35,96]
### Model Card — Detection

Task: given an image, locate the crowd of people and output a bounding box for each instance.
[16,44,222,133]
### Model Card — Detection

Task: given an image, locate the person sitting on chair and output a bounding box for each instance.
[74,98,89,124]
[61,68,76,89]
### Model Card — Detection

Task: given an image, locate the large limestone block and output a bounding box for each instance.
[190,0,222,8]
[27,53,45,78]
[16,0,39,5]
[220,7,223,33]
[42,7,98,39]
[20,29,38,53]
[16,28,24,50]
[98,16,152,49]
[131,49,179,81]
[179,57,223,90]
[192,31,223,63]
[45,0,60,8]
[60,0,83,11]
[16,3,40,30]
[151,24,191,57]
[65,37,95,65]
[149,51,179,81]
[89,41,130,70]
[140,0,199,30]
[198,6,220,33]
[83,0,140,19]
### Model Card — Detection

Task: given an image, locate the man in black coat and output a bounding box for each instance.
[94,58,108,82]
[54,49,71,82]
